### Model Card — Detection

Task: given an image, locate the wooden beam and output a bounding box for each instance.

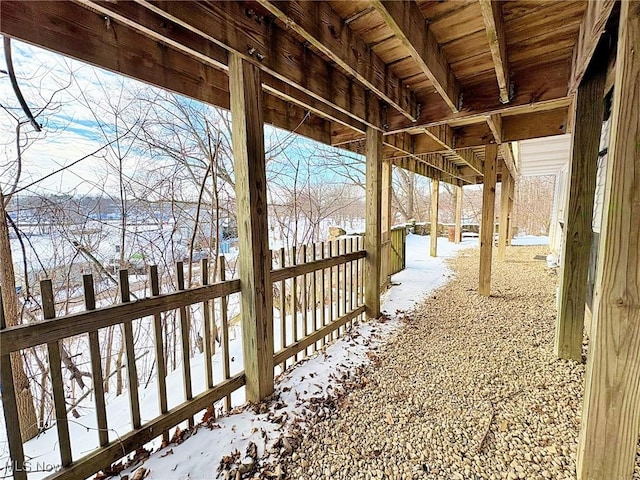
[486,114,503,144]
[430,179,440,257]
[497,168,511,262]
[371,0,461,113]
[479,0,511,104]
[255,0,417,122]
[364,127,383,319]
[569,0,616,95]
[385,61,572,134]
[454,185,463,244]
[577,3,640,478]
[78,0,368,135]
[381,160,393,288]
[0,1,335,145]
[507,175,515,245]
[390,152,470,184]
[455,107,570,148]
[229,53,273,402]
[479,145,498,296]
[135,0,382,129]
[555,60,605,362]
[501,142,519,179]
[424,125,485,175]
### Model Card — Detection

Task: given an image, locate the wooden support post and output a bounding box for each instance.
[454,185,463,243]
[229,52,274,402]
[577,3,640,478]
[497,169,510,262]
[555,48,606,362]
[479,145,498,296]
[364,126,382,319]
[430,179,440,257]
[507,178,515,245]
[381,159,392,288]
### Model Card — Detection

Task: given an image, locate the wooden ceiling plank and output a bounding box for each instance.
[569,0,616,95]
[133,0,383,129]
[0,1,332,145]
[371,0,462,113]
[256,0,418,122]
[479,0,511,104]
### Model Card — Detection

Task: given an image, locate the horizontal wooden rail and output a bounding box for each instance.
[271,249,365,283]
[0,279,241,353]
[44,372,245,480]
[273,305,365,366]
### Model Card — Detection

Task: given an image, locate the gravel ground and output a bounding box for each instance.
[280,245,640,480]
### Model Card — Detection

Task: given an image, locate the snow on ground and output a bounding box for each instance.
[510,235,549,246]
[382,234,477,314]
[0,234,475,480]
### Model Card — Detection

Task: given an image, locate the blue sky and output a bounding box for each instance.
[0,38,362,198]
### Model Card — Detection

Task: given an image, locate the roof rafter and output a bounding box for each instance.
[255,0,418,122]
[371,0,462,113]
[479,0,511,104]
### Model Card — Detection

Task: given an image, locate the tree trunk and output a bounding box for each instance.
[0,196,39,441]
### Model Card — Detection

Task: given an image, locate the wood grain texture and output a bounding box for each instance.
[555,62,605,362]
[381,159,393,287]
[577,2,640,478]
[365,127,383,318]
[2,279,241,355]
[430,179,440,257]
[45,373,245,480]
[0,292,27,480]
[136,0,381,129]
[0,1,336,145]
[83,275,109,447]
[41,279,73,466]
[256,0,417,121]
[497,170,510,262]
[371,0,461,113]
[455,185,463,243]
[569,0,616,95]
[229,53,274,402]
[479,145,497,296]
[479,0,511,104]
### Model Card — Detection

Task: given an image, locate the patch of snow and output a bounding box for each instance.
[511,235,549,246]
[381,234,477,315]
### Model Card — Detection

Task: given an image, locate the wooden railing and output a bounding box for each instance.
[271,237,366,370]
[1,258,241,480]
[0,239,367,480]
[389,226,406,276]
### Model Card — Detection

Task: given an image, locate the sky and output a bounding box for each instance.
[0,38,362,199]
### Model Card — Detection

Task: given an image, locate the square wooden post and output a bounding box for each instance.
[577,3,640,478]
[365,126,382,318]
[430,178,439,256]
[555,47,606,362]
[381,159,393,289]
[479,145,497,296]
[454,185,463,243]
[229,53,274,402]
[507,178,515,245]
[497,168,510,261]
